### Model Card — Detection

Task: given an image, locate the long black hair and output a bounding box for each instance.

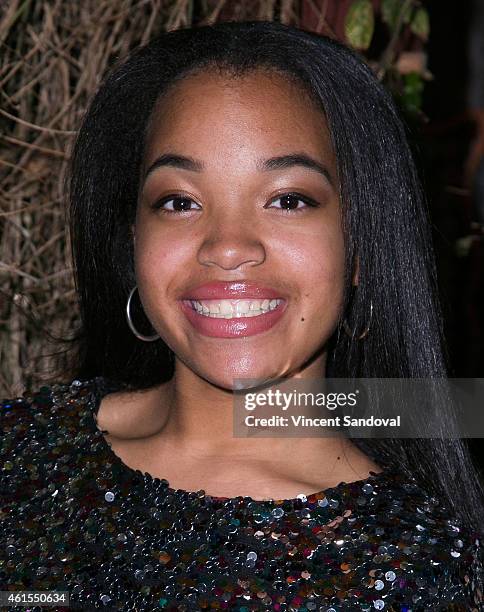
[65,20,483,533]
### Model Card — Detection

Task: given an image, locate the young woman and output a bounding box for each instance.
[1,20,482,611]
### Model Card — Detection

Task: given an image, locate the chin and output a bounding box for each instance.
[204,364,292,393]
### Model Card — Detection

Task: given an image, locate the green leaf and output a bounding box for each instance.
[410,7,430,40]
[381,0,399,30]
[381,0,413,30]
[345,0,375,50]
[402,71,424,111]
[402,4,413,24]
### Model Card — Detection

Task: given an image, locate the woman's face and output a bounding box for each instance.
[134,68,346,389]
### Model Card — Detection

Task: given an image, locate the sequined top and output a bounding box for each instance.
[0,376,483,612]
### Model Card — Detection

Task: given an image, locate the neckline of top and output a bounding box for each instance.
[82,375,397,507]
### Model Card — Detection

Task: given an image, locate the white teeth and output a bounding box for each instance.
[188,298,283,318]
[236,301,250,314]
[219,301,232,315]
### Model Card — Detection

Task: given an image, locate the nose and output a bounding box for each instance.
[197,214,266,271]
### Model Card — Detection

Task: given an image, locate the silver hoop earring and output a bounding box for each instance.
[126,285,160,342]
[342,299,373,340]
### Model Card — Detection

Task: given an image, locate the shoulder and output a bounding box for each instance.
[372,468,483,609]
[0,377,100,494]
[1,377,98,434]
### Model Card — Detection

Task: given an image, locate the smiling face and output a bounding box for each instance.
[133,67,346,390]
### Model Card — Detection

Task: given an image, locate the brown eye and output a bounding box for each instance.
[267,192,320,213]
[152,195,201,214]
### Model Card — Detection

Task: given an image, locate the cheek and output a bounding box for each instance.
[135,240,170,277]
[289,233,345,338]
[133,226,188,296]
[286,228,346,304]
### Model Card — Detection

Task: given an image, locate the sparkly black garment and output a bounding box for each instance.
[1,377,483,612]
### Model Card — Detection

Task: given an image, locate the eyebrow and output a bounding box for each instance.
[142,152,334,187]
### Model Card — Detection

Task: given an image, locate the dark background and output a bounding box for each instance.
[419,3,484,470]
[423,3,483,377]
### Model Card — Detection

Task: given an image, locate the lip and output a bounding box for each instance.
[179,280,286,301]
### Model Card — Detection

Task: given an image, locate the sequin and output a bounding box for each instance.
[0,376,483,611]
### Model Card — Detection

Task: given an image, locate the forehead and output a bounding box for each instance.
[143,68,335,164]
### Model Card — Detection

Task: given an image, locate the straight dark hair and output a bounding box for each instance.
[65,20,483,534]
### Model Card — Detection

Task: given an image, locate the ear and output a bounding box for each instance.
[352,254,359,286]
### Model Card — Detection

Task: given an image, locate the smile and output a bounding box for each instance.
[178,297,288,338]
[185,298,284,319]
